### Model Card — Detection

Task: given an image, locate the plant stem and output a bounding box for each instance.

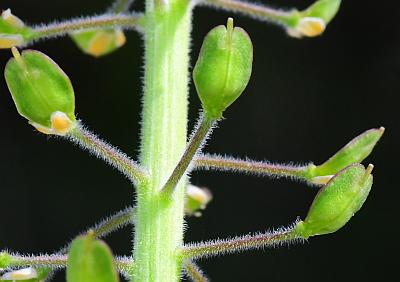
[1,253,131,273]
[132,0,192,281]
[68,124,149,186]
[28,13,143,43]
[200,0,300,27]
[194,154,315,180]
[183,260,209,282]
[4,254,68,269]
[88,207,135,238]
[161,114,215,196]
[182,224,301,260]
[58,206,135,252]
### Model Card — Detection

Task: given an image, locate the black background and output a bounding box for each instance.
[0,1,399,281]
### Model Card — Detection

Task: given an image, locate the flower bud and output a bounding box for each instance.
[0,9,30,49]
[0,34,24,49]
[193,18,253,119]
[185,184,213,217]
[287,17,326,38]
[314,127,384,177]
[1,267,38,281]
[287,0,341,38]
[71,29,126,57]
[4,48,76,135]
[295,164,374,238]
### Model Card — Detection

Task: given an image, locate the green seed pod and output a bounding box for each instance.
[193,18,253,119]
[314,127,384,177]
[0,9,31,49]
[71,29,126,57]
[67,232,119,282]
[4,48,76,135]
[295,164,373,238]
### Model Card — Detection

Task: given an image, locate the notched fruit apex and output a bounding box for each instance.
[71,29,126,57]
[287,0,341,38]
[0,9,27,49]
[4,48,76,135]
[193,18,253,119]
[314,127,384,176]
[1,267,38,281]
[295,164,374,238]
[185,184,213,217]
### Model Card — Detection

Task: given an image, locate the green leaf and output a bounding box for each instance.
[66,232,119,282]
[314,127,384,177]
[4,48,76,135]
[296,163,373,238]
[193,18,253,119]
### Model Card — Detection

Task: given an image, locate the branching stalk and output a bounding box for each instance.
[182,223,302,260]
[16,207,135,280]
[3,254,68,270]
[67,124,149,186]
[88,206,135,239]
[183,260,209,282]
[194,153,314,181]
[1,253,131,273]
[199,0,300,27]
[28,13,143,43]
[160,114,216,196]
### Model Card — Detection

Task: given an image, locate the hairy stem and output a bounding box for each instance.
[28,13,143,43]
[67,124,149,186]
[182,224,301,260]
[4,254,68,269]
[132,0,192,281]
[1,253,131,273]
[183,260,209,282]
[161,114,215,196]
[88,207,135,239]
[194,153,315,181]
[200,0,300,27]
